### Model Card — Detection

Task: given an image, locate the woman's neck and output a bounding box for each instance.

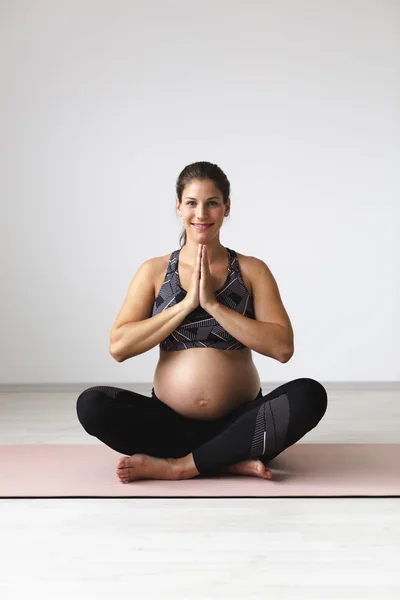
[180,241,227,266]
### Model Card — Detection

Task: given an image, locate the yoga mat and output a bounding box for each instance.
[0,444,399,498]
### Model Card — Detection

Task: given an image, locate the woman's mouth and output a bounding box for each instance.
[191,223,213,231]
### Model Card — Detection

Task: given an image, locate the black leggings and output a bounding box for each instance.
[76,378,328,474]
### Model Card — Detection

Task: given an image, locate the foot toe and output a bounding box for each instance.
[117,456,130,469]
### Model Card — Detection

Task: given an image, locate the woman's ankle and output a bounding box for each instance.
[174,453,200,479]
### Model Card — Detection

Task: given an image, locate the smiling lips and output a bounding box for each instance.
[192,224,213,230]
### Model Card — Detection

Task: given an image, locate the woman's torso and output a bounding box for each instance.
[152,248,261,420]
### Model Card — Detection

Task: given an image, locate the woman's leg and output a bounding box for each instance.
[76,385,192,458]
[191,378,328,475]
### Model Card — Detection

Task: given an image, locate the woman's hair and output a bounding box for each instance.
[176,161,230,248]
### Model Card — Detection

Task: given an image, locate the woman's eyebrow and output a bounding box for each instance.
[185,196,220,200]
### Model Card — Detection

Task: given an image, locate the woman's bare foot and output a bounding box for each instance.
[116,454,272,483]
[116,454,180,483]
[225,459,272,479]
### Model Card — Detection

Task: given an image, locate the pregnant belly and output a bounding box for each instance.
[153,348,261,420]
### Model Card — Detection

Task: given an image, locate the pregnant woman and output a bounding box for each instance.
[76,161,328,483]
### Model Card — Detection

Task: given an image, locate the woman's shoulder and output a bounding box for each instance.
[232,251,261,297]
[235,250,267,271]
[233,251,279,297]
[150,251,175,271]
[234,249,253,263]
[234,249,263,270]
[146,251,178,285]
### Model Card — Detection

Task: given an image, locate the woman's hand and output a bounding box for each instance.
[181,244,218,313]
[199,244,218,311]
[182,244,202,312]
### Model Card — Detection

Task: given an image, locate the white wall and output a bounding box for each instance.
[1,0,398,386]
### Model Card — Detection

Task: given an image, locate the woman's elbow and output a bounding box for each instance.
[279,345,294,363]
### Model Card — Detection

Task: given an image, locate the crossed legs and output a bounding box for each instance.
[115,378,328,482]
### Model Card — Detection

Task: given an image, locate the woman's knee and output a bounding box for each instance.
[295,377,328,425]
[76,390,108,434]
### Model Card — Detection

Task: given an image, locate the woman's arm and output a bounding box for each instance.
[111,301,192,361]
[205,257,294,361]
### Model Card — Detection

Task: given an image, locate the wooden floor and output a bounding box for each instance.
[0,384,399,599]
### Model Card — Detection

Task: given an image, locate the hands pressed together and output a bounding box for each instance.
[184,244,218,312]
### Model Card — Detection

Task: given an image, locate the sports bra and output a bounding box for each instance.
[151,247,256,351]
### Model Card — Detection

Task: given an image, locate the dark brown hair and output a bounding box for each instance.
[176,161,230,248]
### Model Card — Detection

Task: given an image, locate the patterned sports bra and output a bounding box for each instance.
[151,247,255,351]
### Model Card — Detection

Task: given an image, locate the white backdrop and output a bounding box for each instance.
[1,0,398,386]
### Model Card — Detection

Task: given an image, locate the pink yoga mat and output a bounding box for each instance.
[0,444,399,498]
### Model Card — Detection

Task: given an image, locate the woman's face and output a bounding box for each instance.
[177,179,229,238]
